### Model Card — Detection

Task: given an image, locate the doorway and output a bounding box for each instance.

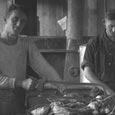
[15,0,37,35]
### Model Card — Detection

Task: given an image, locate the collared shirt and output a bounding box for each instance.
[81,31,115,90]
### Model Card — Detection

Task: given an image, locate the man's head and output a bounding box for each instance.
[3,4,27,36]
[104,9,115,40]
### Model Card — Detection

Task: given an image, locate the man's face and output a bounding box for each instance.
[5,10,27,36]
[105,18,115,38]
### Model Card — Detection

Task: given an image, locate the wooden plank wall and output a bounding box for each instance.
[36,0,115,37]
[37,0,67,36]
[83,0,105,36]
[106,0,115,10]
[0,0,7,33]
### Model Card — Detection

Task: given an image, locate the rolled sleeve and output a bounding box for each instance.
[0,75,16,89]
[81,38,97,72]
[81,60,95,71]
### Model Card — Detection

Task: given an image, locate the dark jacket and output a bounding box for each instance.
[82,31,115,90]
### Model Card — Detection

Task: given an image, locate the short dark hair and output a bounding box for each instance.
[4,4,27,21]
[105,9,115,20]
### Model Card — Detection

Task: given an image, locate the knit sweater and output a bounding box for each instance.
[0,36,61,89]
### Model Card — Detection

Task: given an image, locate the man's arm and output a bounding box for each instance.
[84,66,114,95]
[28,43,65,92]
[0,74,33,90]
[29,43,62,82]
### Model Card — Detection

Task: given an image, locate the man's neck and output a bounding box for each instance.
[0,32,18,45]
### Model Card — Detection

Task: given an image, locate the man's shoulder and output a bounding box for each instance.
[87,35,101,46]
[86,35,104,53]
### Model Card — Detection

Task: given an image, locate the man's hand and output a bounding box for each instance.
[35,78,46,91]
[29,77,46,91]
[22,78,32,90]
[15,77,46,91]
[56,84,66,93]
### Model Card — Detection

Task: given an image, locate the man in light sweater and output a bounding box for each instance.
[0,4,63,115]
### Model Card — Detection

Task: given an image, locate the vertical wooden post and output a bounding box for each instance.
[81,0,99,82]
[87,0,98,36]
[64,0,98,82]
[106,0,115,10]
[64,0,83,82]
[66,0,83,45]
[83,0,98,36]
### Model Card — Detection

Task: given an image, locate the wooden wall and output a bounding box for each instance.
[106,0,115,10]
[83,0,105,36]
[0,0,7,33]
[36,0,115,37]
[37,0,67,36]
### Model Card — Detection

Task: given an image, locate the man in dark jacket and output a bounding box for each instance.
[82,9,115,96]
